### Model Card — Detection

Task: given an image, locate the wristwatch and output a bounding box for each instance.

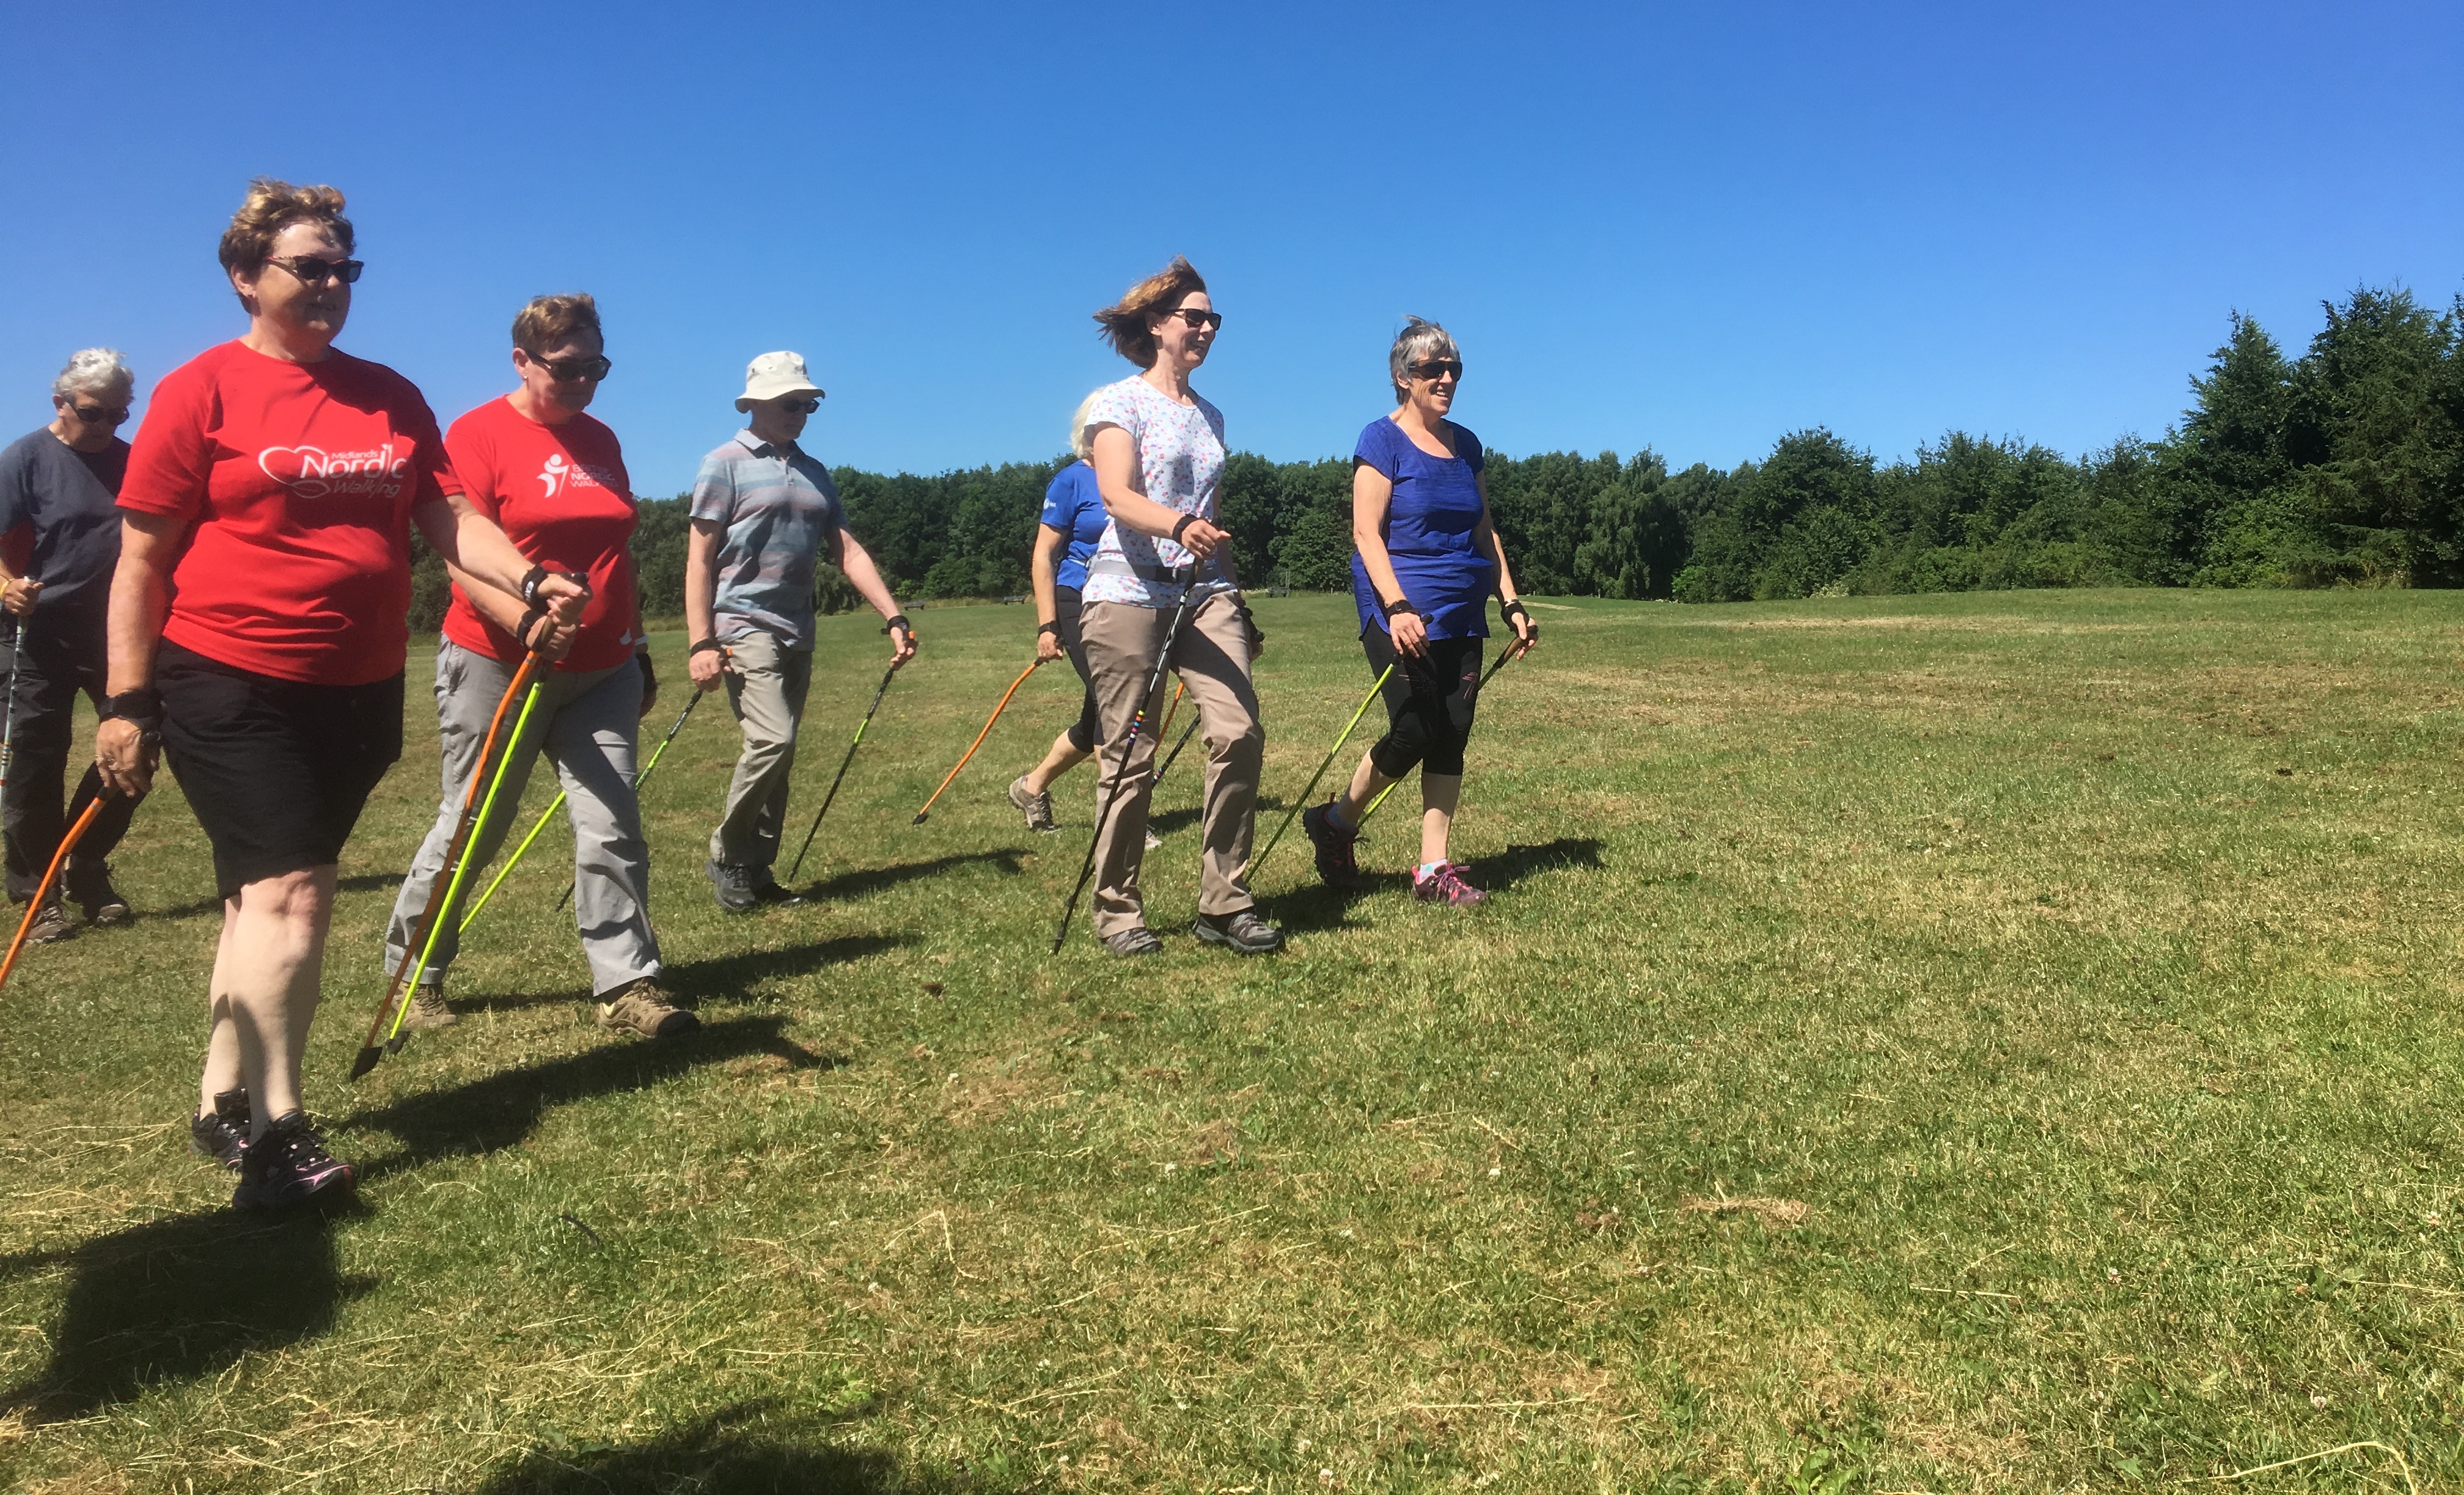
[99,688,165,742]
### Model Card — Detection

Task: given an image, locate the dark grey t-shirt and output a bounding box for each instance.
[0,428,128,618]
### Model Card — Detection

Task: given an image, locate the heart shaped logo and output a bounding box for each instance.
[258,444,334,499]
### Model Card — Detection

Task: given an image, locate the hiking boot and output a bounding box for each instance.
[403,975,458,1030]
[1193,908,1284,956]
[1008,775,1056,833]
[1414,861,1488,907]
[707,858,757,913]
[596,978,700,1039]
[232,1111,355,1210]
[22,896,75,945]
[70,862,131,927]
[750,872,805,907]
[1101,926,1164,957]
[1303,802,1362,890]
[189,1088,251,1172]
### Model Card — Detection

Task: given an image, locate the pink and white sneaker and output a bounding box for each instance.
[1412,861,1487,907]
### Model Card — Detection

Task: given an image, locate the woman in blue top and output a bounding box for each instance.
[1303,318,1536,905]
[1008,393,1112,830]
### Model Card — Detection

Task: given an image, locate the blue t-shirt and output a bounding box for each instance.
[1039,460,1107,593]
[1351,416,1496,639]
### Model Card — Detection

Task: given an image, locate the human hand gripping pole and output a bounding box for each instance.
[785,662,901,882]
[349,646,547,1080]
[1050,565,1200,954]
[912,656,1045,825]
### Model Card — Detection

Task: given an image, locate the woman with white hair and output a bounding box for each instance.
[1302,317,1536,906]
[0,348,147,943]
[1007,392,1110,832]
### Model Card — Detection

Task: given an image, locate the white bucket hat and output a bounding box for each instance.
[735,350,826,412]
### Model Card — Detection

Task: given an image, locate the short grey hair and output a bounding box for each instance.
[1388,316,1459,405]
[1069,388,1104,459]
[53,348,133,401]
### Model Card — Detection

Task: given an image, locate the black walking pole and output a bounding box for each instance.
[1052,566,1198,954]
[1148,713,1203,793]
[787,663,900,882]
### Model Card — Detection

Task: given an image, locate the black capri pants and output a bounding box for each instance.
[157,641,404,900]
[1361,626,1484,778]
[1052,585,1102,754]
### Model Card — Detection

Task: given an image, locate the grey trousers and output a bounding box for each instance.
[1080,592,1264,940]
[710,629,813,869]
[383,641,660,997]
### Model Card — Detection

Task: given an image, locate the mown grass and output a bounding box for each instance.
[1,587,2460,1493]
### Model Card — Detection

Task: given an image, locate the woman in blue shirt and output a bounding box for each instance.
[1008,394,1112,830]
[1303,319,1536,905]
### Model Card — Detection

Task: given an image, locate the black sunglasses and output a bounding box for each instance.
[64,400,130,425]
[1169,308,1224,330]
[266,254,364,286]
[779,397,820,415]
[1409,360,1462,381]
[527,351,613,382]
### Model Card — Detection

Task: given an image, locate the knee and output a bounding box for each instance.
[240,868,333,930]
[1371,733,1423,779]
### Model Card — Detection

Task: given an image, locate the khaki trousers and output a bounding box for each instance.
[1079,592,1263,940]
[710,629,813,869]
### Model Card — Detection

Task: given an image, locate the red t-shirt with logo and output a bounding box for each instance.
[439,397,639,673]
[119,340,460,686]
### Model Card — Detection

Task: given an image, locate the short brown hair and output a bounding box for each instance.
[1092,256,1208,367]
[218,177,352,280]
[512,293,602,356]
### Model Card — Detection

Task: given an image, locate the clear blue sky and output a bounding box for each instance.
[3,2,2457,495]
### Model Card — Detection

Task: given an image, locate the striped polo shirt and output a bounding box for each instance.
[689,430,846,649]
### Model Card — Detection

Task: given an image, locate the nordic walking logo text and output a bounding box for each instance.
[537,453,620,498]
[257,443,413,500]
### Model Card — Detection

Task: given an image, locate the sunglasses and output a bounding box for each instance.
[526,352,613,382]
[266,254,364,286]
[64,400,130,425]
[779,397,821,415]
[1409,360,1463,381]
[1168,308,1224,330]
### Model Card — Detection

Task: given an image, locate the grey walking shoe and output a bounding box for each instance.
[1193,908,1284,956]
[23,896,76,945]
[596,978,701,1040]
[1101,926,1164,957]
[1008,775,1057,833]
[707,858,757,913]
[403,975,458,1030]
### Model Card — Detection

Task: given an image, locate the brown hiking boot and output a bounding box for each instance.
[596,978,700,1040]
[23,896,76,945]
[403,977,458,1030]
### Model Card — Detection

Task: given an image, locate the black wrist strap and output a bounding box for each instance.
[689,638,725,657]
[1170,513,1195,544]
[1036,621,1060,637]
[1382,596,1416,619]
[517,604,550,652]
[519,565,549,607]
[884,613,912,635]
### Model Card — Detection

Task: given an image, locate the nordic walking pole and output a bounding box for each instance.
[1052,567,1199,954]
[350,651,544,1080]
[912,656,1043,825]
[787,663,900,881]
[460,685,706,931]
[0,793,105,992]
[0,616,21,806]
[1357,646,1520,828]
[1149,712,1203,792]
[1247,665,1395,884]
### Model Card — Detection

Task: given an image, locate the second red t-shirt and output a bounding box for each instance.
[441,397,640,673]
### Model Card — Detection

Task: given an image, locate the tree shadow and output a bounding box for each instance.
[0,1202,372,1420]
[343,1015,835,1181]
[796,849,1024,902]
[473,1398,980,1494]
[149,871,401,923]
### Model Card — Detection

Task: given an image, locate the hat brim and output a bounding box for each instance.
[736,382,826,412]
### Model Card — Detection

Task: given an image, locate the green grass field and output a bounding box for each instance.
[2,588,2461,1493]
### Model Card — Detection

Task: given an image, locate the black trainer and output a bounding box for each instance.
[750,872,805,907]
[707,858,757,913]
[69,861,131,927]
[1193,908,1285,956]
[1303,802,1362,890]
[189,1088,251,1172]
[232,1111,356,1211]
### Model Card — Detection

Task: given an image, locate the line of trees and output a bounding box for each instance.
[411,285,2464,627]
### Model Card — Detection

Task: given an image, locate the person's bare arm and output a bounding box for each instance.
[1032,522,1068,662]
[1352,460,1426,658]
[411,494,586,633]
[1473,472,1536,658]
[92,510,185,797]
[685,518,727,691]
[1090,424,1228,565]
[835,530,917,667]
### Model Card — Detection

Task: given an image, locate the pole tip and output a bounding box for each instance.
[911,813,929,825]
[348,1046,383,1081]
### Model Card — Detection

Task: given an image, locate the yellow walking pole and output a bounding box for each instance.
[1247,665,1393,883]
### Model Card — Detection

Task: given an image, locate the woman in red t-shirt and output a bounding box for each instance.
[380,293,694,1043]
[92,179,585,1212]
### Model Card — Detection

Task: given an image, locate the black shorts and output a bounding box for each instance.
[156,641,404,899]
[1054,585,1101,753]
[1361,627,1484,778]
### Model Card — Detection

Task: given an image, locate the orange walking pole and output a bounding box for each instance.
[912,657,1044,825]
[0,796,104,992]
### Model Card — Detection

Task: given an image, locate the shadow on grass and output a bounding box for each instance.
[668,932,912,1006]
[1465,836,1607,891]
[148,871,401,923]
[1255,836,1606,932]
[345,1015,834,1179]
[474,1399,981,1494]
[0,1202,373,1420]
[796,849,1024,902]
